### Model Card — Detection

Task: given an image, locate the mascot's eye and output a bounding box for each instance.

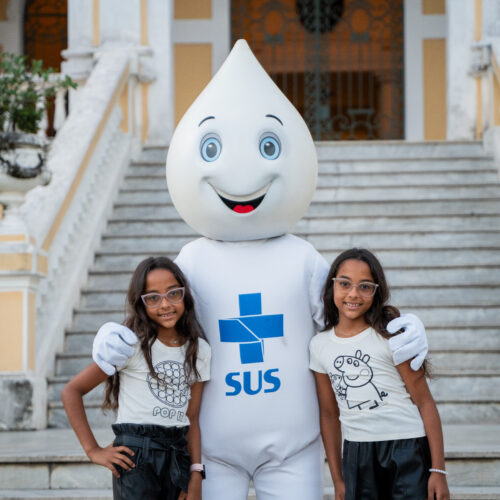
[259,135,281,160]
[201,136,222,162]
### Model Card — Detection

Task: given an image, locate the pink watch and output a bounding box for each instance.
[190,463,206,479]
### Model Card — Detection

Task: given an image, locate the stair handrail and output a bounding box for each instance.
[19,48,142,389]
[486,43,500,170]
[472,40,500,168]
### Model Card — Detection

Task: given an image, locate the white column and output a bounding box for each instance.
[446,0,477,140]
[0,0,25,55]
[99,0,141,46]
[146,0,174,145]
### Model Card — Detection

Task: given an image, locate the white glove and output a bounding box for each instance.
[386,313,428,371]
[92,322,139,375]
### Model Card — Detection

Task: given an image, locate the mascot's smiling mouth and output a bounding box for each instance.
[211,183,271,214]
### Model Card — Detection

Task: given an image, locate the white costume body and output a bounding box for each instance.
[175,235,328,497]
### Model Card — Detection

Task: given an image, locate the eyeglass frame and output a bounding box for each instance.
[331,278,379,297]
[141,287,186,308]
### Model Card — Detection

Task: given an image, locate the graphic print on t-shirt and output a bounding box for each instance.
[147,360,190,408]
[219,293,283,364]
[329,349,388,410]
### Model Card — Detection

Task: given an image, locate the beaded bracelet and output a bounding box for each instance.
[429,468,448,475]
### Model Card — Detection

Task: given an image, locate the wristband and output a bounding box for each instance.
[190,463,206,479]
[429,468,447,475]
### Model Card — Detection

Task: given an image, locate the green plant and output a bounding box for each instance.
[0,52,77,134]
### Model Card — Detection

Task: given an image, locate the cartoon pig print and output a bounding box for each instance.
[334,349,387,410]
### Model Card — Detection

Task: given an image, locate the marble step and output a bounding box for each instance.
[79,285,500,309]
[137,141,487,163]
[3,424,490,491]
[68,306,500,332]
[52,341,500,378]
[92,245,500,272]
[48,366,500,405]
[0,491,113,500]
[312,185,500,202]
[1,425,499,487]
[2,487,500,500]
[308,231,500,251]
[97,231,500,254]
[104,214,500,237]
[314,141,488,160]
[117,182,500,197]
[85,266,500,289]
[317,158,496,173]
[112,198,500,218]
[115,184,500,204]
[61,327,500,357]
[122,170,499,189]
[91,248,500,272]
[130,157,496,176]
[47,395,500,428]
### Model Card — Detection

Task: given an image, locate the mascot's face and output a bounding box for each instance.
[167,40,317,241]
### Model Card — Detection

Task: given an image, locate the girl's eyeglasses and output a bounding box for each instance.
[141,287,185,308]
[332,278,378,298]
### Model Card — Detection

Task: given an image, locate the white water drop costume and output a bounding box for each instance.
[166,40,326,498]
[93,40,429,500]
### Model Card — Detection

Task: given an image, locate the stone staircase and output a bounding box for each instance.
[1,141,500,498]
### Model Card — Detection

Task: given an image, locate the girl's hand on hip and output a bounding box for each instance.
[178,473,202,500]
[334,479,345,500]
[428,472,450,500]
[87,444,135,478]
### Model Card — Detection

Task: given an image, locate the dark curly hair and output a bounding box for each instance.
[322,248,429,375]
[103,257,207,410]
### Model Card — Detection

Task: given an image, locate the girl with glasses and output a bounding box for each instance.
[310,248,449,500]
[62,257,211,500]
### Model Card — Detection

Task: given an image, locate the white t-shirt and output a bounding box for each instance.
[175,234,329,467]
[115,338,211,427]
[309,327,425,442]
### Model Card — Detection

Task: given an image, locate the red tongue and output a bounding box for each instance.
[233,205,254,214]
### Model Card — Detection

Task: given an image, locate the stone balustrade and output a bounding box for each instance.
[0,47,152,429]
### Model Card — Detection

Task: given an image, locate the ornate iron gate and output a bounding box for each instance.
[231,0,404,140]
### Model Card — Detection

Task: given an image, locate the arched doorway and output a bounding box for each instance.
[231,0,404,140]
[23,0,67,70]
[23,0,67,136]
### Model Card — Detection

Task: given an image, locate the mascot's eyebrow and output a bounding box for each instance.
[198,116,215,127]
[266,114,283,126]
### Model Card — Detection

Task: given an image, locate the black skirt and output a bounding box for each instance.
[111,423,191,500]
[342,436,431,500]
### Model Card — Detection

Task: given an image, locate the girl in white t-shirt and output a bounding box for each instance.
[309,248,449,500]
[62,257,211,500]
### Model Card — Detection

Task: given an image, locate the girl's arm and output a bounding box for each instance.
[313,372,345,500]
[61,363,135,477]
[179,381,205,500]
[397,361,450,500]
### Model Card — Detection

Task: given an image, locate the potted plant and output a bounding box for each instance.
[0,52,77,207]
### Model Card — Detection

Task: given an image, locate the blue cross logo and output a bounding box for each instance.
[219,293,284,364]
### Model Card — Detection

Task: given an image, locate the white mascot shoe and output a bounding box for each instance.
[93,40,428,500]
